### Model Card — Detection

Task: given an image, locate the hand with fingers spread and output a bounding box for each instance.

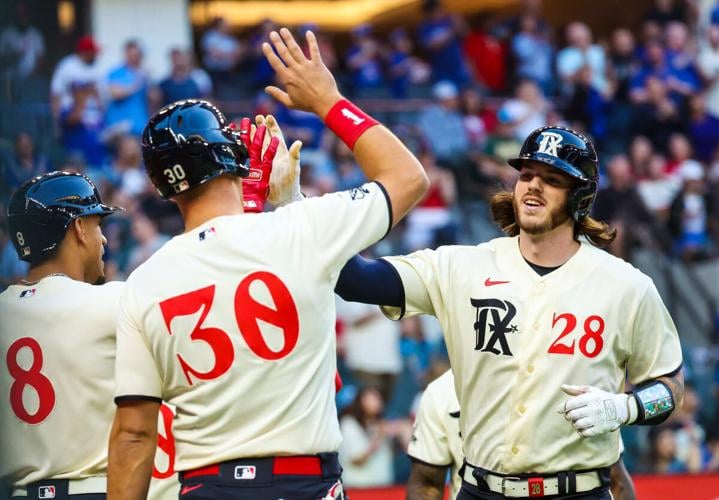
[263,114,303,207]
[262,28,342,118]
[559,384,638,438]
[263,26,428,226]
[238,116,280,213]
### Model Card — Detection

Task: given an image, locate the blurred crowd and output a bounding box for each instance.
[2,0,719,487]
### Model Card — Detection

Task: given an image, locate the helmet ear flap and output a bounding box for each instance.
[569,181,598,221]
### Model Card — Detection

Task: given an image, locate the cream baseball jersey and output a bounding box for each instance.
[0,277,123,488]
[409,370,463,499]
[115,182,390,470]
[382,236,682,473]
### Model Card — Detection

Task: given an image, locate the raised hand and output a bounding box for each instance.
[264,114,303,207]
[262,28,342,119]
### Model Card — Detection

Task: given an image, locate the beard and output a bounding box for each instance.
[512,194,571,235]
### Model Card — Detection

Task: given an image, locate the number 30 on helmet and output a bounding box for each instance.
[141,99,250,199]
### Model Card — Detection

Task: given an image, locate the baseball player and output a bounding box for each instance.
[107,27,428,500]
[0,108,286,500]
[335,126,683,499]
[407,370,636,500]
[0,172,122,500]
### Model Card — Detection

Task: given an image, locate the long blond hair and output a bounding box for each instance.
[489,191,616,247]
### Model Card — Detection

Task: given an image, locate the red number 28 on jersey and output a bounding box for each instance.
[159,271,299,385]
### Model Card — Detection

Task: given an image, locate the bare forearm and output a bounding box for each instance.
[610,461,636,500]
[657,370,685,411]
[107,430,155,500]
[407,462,446,500]
[107,402,160,500]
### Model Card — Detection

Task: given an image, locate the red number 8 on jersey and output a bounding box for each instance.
[6,337,56,424]
[159,271,300,385]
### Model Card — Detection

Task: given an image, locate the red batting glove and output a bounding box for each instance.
[238,117,280,213]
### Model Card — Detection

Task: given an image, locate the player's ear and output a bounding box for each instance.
[70,217,88,244]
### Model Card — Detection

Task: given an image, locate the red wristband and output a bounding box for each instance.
[324,99,379,150]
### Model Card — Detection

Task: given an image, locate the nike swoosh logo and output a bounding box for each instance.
[181,484,203,495]
[485,278,510,286]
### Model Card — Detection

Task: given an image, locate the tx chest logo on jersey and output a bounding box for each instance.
[470,298,519,356]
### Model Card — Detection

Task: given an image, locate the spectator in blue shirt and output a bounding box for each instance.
[631,39,697,106]
[510,13,554,95]
[664,21,701,96]
[346,24,385,96]
[418,80,470,166]
[387,29,412,99]
[158,48,205,106]
[417,0,470,88]
[687,93,719,164]
[60,81,106,169]
[105,40,151,136]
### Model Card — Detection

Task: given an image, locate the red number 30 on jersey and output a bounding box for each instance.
[159,271,300,385]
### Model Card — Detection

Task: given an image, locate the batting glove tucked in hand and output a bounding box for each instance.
[264,114,303,207]
[238,117,280,213]
[559,384,638,438]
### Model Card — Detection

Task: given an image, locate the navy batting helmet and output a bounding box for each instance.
[8,171,122,264]
[142,99,249,199]
[508,126,599,221]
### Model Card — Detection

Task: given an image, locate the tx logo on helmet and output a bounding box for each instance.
[470,298,519,356]
[537,131,563,157]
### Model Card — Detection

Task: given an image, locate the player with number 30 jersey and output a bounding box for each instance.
[108,26,428,500]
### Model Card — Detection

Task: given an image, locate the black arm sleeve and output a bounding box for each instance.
[335,254,404,307]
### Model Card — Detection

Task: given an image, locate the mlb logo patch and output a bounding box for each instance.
[38,485,56,499]
[234,465,256,480]
[21,247,31,257]
[173,180,190,194]
[199,227,216,241]
[19,288,36,298]
[248,168,263,181]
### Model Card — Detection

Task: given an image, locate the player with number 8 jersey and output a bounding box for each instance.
[107,27,428,500]
[0,172,122,499]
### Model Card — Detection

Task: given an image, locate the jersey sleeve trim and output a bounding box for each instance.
[408,455,453,469]
[115,395,162,405]
[661,363,683,378]
[379,257,406,320]
[372,180,393,238]
[626,363,683,390]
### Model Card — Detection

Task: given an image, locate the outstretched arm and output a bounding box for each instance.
[335,254,403,306]
[262,28,428,225]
